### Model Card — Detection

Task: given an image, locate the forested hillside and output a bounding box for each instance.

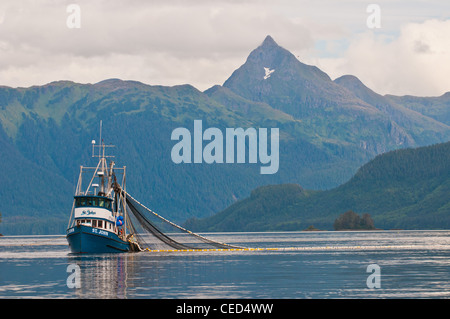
[185,142,450,231]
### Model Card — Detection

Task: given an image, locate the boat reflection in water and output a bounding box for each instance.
[67,253,136,298]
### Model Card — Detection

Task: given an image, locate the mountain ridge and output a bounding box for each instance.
[184,141,450,231]
[220,36,448,154]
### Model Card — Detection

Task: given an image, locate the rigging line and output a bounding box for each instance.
[124,192,245,250]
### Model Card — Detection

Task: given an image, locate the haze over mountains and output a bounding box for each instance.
[0,36,448,234]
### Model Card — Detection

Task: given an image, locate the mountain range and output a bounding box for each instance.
[185,141,450,231]
[0,35,448,234]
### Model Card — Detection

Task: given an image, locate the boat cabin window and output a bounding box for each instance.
[77,218,115,232]
[79,219,91,226]
[75,196,112,210]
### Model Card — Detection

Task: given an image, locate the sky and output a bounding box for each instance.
[0,0,449,96]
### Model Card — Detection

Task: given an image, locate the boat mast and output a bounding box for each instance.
[68,120,127,233]
[98,120,105,196]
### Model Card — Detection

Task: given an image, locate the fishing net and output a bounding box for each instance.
[124,193,243,251]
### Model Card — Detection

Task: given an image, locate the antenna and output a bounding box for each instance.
[99,120,102,158]
[91,139,96,157]
[90,120,115,159]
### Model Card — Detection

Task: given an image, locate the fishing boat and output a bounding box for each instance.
[66,127,135,253]
[66,123,244,254]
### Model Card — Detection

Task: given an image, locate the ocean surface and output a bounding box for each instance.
[1,230,449,299]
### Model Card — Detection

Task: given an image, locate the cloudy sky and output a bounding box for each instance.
[0,0,449,96]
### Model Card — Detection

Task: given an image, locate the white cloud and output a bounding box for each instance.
[0,0,449,96]
[0,0,316,90]
[314,19,450,96]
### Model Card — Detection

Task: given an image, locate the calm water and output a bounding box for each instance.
[1,230,449,298]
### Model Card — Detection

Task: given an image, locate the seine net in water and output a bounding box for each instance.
[124,194,243,251]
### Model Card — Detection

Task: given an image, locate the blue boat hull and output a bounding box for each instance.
[66,225,130,254]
